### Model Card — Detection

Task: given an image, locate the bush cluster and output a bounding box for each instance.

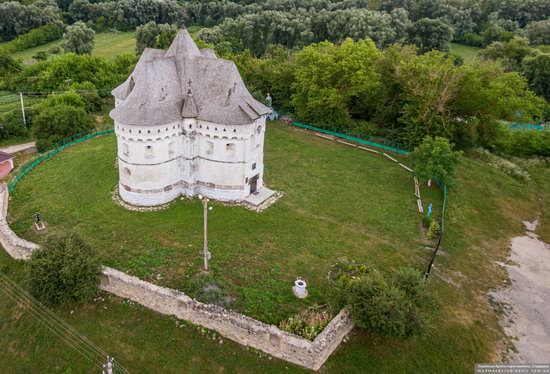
[27,233,101,305]
[0,24,64,54]
[328,260,426,337]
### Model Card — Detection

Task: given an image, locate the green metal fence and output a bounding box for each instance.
[7,126,114,193]
[424,176,447,280]
[291,121,409,155]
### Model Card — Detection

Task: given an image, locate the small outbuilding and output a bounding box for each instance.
[110,28,275,207]
[0,151,14,179]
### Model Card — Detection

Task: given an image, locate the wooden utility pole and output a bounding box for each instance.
[19,92,26,126]
[200,195,210,270]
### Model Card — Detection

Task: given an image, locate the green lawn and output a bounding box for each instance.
[451,42,482,64]
[8,122,430,324]
[8,32,136,63]
[1,121,543,372]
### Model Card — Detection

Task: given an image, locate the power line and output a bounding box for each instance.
[0,272,129,373]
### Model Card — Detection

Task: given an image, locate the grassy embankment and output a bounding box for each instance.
[0,120,543,372]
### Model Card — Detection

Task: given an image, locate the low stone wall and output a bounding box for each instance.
[101,267,353,371]
[0,183,39,260]
[0,182,353,371]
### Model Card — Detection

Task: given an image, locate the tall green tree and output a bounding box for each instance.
[60,21,94,55]
[522,52,550,102]
[408,17,453,53]
[526,20,550,46]
[411,136,462,185]
[291,38,382,127]
[135,22,178,54]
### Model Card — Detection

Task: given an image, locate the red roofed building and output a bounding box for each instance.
[0,151,14,179]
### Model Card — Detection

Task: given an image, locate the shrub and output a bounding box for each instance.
[390,267,426,300]
[0,110,30,140]
[427,220,441,240]
[32,103,94,152]
[346,272,421,337]
[48,45,62,54]
[326,259,372,309]
[279,305,332,340]
[329,262,426,337]
[27,233,101,305]
[70,81,103,112]
[0,24,64,54]
[32,51,48,61]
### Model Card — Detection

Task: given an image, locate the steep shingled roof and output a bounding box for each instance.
[110,29,271,126]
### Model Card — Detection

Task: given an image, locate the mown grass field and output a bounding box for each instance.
[451,42,482,64]
[8,121,431,324]
[1,121,546,372]
[7,32,136,63]
[7,26,204,63]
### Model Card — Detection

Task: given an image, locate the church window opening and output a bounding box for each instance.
[226,143,236,156]
[145,145,154,159]
[206,141,214,155]
[169,141,175,157]
[123,143,129,156]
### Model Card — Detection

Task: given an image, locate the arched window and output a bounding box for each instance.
[123,167,131,176]
[123,143,129,156]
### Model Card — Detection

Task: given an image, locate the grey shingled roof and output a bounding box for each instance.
[110,29,271,126]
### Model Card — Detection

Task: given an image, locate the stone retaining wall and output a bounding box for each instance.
[0,184,39,260]
[0,182,353,371]
[101,267,353,370]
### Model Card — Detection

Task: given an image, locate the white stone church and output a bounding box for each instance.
[110,29,275,207]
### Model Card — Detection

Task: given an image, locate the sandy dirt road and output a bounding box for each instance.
[493,220,550,362]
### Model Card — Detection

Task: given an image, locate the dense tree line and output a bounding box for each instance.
[194,0,549,56]
[480,38,550,101]
[0,0,183,40]
[67,0,182,31]
[0,0,61,41]
[0,51,136,146]
[223,39,546,149]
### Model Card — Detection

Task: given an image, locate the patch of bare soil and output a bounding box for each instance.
[492,220,550,362]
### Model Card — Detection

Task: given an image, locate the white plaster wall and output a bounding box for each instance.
[115,116,268,206]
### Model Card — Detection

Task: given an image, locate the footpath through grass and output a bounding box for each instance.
[8,121,428,324]
[1,121,543,372]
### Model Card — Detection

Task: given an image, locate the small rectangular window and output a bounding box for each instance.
[206,141,214,155]
[168,141,175,157]
[226,143,236,156]
[252,162,256,170]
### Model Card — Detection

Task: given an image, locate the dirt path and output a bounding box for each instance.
[493,220,550,362]
[0,142,36,154]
